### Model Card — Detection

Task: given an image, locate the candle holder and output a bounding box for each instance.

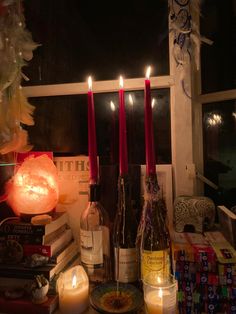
[143,272,177,314]
[90,282,143,314]
[57,265,89,314]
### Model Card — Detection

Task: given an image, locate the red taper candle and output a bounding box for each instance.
[119,76,128,176]
[144,66,156,175]
[87,76,98,183]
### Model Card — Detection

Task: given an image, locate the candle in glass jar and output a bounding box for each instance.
[143,273,177,314]
[57,265,89,314]
[145,288,177,314]
[145,288,176,314]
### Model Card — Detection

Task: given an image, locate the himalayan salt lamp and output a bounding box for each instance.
[6,154,59,217]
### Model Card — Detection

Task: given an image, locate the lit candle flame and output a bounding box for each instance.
[88,76,92,90]
[119,76,124,88]
[157,276,161,284]
[158,288,163,298]
[72,274,77,288]
[129,94,133,106]
[146,66,151,79]
[110,101,115,112]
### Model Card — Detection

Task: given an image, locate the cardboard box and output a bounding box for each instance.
[54,155,90,247]
[217,205,236,249]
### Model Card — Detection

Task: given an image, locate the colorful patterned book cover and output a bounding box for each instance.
[171,231,215,263]
[204,231,236,264]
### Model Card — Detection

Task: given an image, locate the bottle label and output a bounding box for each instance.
[102,226,110,257]
[80,229,103,265]
[114,248,138,283]
[141,249,170,279]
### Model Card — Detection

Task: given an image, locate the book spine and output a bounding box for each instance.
[23,244,52,257]
[0,223,46,235]
[0,294,58,314]
[0,269,51,280]
[0,234,44,245]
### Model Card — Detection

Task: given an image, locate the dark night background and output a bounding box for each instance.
[0,0,235,218]
[21,0,236,208]
[22,0,169,85]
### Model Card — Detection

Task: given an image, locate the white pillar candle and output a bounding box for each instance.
[57,265,89,314]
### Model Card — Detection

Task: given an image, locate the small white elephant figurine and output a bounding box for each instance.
[174,196,215,233]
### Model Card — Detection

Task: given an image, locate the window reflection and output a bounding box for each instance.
[27,89,171,165]
[201,0,236,93]
[203,100,236,208]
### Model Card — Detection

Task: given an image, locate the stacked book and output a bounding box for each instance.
[171,231,236,314]
[0,211,79,314]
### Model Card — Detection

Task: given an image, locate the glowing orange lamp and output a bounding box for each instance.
[6,154,59,217]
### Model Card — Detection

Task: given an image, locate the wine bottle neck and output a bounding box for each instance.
[118,175,131,207]
[89,184,101,202]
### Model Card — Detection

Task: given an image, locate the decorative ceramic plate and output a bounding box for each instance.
[90,282,143,314]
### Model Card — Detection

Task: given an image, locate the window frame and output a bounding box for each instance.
[22,76,174,97]
[199,89,236,105]
[22,0,200,199]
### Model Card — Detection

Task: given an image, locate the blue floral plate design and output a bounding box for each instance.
[90,282,143,313]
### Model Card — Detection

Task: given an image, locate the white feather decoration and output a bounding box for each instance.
[0,0,38,155]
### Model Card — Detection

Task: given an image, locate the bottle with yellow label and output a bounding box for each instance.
[137,173,172,281]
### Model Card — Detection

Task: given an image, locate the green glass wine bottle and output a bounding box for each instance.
[113,175,138,284]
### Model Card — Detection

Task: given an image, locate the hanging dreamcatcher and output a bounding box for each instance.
[0,0,38,155]
[169,0,213,98]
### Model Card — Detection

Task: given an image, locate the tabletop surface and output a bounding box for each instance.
[55,305,145,314]
[54,282,145,314]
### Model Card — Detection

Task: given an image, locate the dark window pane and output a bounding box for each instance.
[22,0,169,85]
[27,89,171,165]
[201,0,236,93]
[203,100,236,208]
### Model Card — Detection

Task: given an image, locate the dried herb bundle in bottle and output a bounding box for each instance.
[113,175,138,284]
[137,174,171,280]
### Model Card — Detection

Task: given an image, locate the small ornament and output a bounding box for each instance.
[174,196,215,233]
[25,253,49,268]
[31,275,49,304]
[1,239,23,263]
